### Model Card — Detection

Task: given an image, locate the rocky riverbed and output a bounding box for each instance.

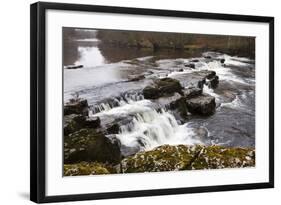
[63,40,255,175]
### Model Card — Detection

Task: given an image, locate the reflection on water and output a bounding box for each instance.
[74,46,106,68]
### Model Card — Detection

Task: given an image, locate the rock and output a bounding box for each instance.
[190,59,200,62]
[220,58,225,64]
[184,63,195,69]
[143,78,182,99]
[206,76,219,89]
[143,86,159,99]
[64,114,100,136]
[169,96,188,118]
[64,128,121,164]
[64,162,114,176]
[64,114,86,136]
[121,145,198,173]
[178,68,184,72]
[155,78,183,95]
[64,99,89,116]
[170,70,217,89]
[97,115,134,135]
[186,94,216,115]
[65,65,83,69]
[84,117,101,128]
[189,146,255,169]
[204,56,212,59]
[182,87,202,99]
[128,74,145,81]
[121,145,255,173]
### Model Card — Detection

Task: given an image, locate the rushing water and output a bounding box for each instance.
[64,30,255,156]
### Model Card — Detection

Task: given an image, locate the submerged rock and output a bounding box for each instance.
[143,78,183,99]
[121,145,255,173]
[64,128,121,164]
[64,98,89,116]
[186,94,216,115]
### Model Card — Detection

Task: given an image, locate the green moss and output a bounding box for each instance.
[121,145,255,173]
[190,146,255,170]
[64,162,114,176]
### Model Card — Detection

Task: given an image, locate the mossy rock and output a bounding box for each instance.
[64,161,115,176]
[121,145,201,173]
[121,145,255,173]
[64,128,121,164]
[189,146,255,170]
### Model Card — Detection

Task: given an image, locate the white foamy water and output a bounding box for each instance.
[92,99,201,151]
[117,109,199,151]
[203,83,220,98]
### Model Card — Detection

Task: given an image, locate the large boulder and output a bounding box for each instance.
[143,78,182,99]
[64,98,89,116]
[121,145,255,173]
[64,128,121,164]
[186,94,216,115]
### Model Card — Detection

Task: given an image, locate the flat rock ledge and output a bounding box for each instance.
[64,144,255,176]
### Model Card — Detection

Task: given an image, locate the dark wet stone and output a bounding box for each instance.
[190,59,200,62]
[184,63,195,69]
[143,78,182,99]
[64,99,89,116]
[182,87,202,99]
[128,74,145,81]
[143,86,159,99]
[186,94,216,115]
[65,65,83,69]
[64,128,121,164]
[207,75,219,89]
[64,114,101,136]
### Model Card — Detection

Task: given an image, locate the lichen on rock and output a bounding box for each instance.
[121,144,255,173]
[64,161,114,176]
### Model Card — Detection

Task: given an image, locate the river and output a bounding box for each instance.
[64,29,255,157]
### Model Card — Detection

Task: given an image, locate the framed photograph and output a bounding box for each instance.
[30,1,274,203]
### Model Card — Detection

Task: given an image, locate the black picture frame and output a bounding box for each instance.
[30,1,274,203]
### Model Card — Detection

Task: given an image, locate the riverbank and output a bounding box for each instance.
[97,30,255,58]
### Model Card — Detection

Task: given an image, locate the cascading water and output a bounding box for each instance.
[117,108,199,152]
[92,97,201,155]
